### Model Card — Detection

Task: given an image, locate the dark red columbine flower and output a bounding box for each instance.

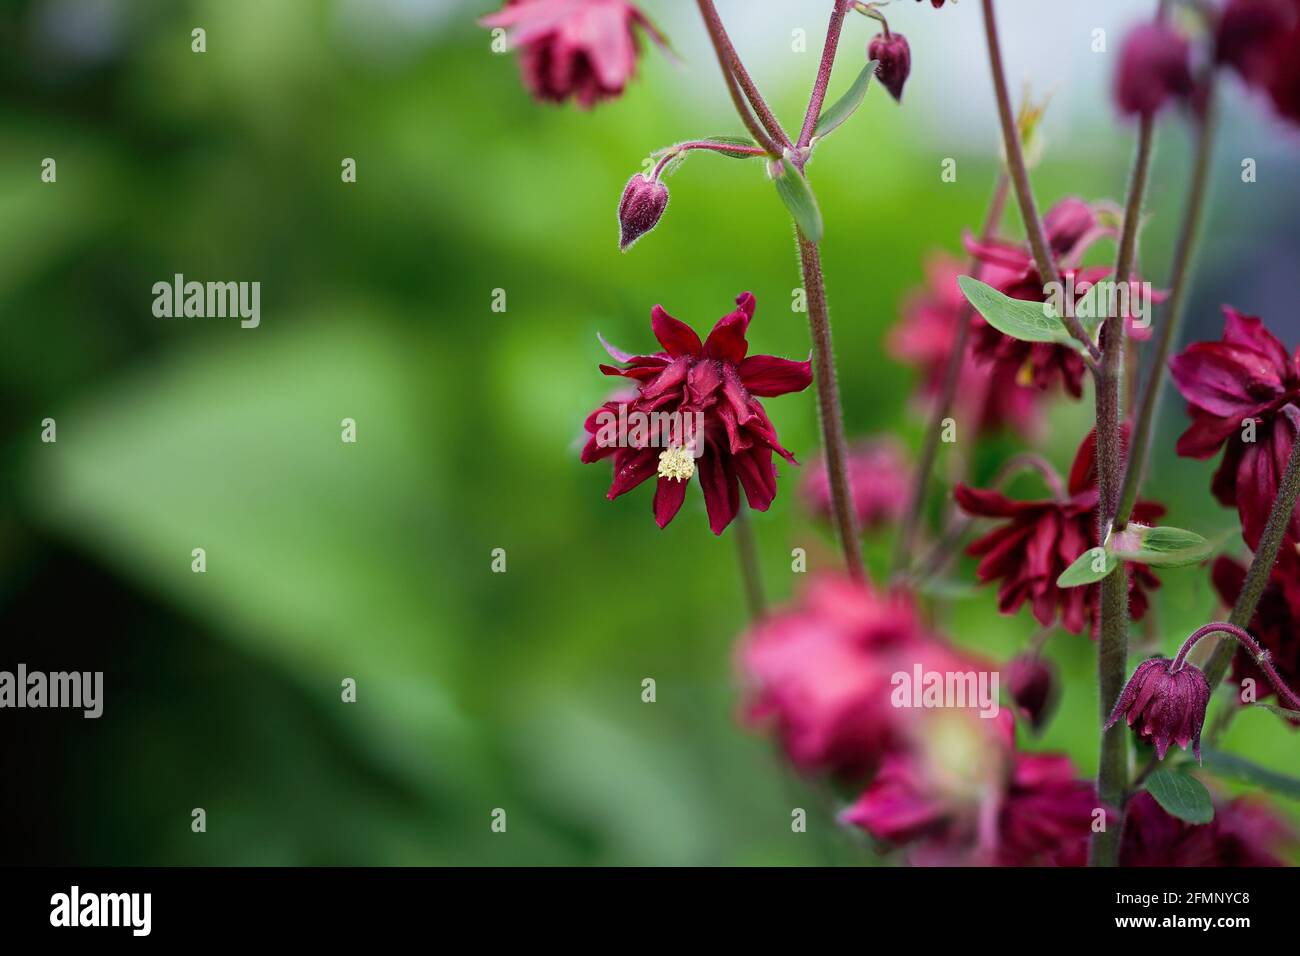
[869,32,911,103]
[800,439,910,532]
[955,430,1165,636]
[1169,307,1300,550]
[1212,551,1300,719]
[965,197,1124,401]
[1216,0,1300,127]
[1121,791,1296,866]
[617,174,668,251]
[889,254,1041,437]
[581,293,811,535]
[1114,21,1194,117]
[481,0,664,108]
[1005,653,1058,732]
[1105,656,1211,761]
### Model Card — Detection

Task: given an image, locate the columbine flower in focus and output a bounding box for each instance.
[889,254,1042,437]
[1114,21,1194,117]
[1105,655,1211,760]
[1120,791,1296,866]
[1169,307,1300,549]
[1212,551,1300,719]
[481,0,665,108]
[581,293,811,534]
[955,429,1164,635]
[800,439,910,532]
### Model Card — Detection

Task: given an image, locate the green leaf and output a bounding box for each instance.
[1201,748,1300,801]
[1144,768,1215,825]
[814,60,878,139]
[957,276,1081,348]
[772,152,823,243]
[1056,547,1117,587]
[1110,525,1212,568]
[699,135,763,159]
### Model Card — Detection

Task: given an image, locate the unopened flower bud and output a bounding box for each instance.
[618,173,669,251]
[1105,656,1211,761]
[1114,23,1193,117]
[1006,654,1058,732]
[868,33,911,103]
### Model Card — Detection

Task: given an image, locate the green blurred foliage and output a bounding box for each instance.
[1,0,1295,864]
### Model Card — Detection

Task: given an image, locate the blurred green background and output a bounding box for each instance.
[1,0,1296,864]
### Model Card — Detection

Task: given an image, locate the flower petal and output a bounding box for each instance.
[739,354,814,396]
[653,474,689,528]
[650,305,702,357]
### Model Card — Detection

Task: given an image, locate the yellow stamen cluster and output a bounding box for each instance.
[657,445,695,481]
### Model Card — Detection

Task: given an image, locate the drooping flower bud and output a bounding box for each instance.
[1105,656,1211,761]
[1114,23,1193,117]
[1006,654,1058,732]
[618,174,669,251]
[868,33,911,103]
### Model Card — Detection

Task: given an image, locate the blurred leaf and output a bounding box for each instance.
[1145,768,1214,825]
[1110,525,1212,568]
[1057,546,1116,587]
[814,60,878,139]
[772,153,823,242]
[1202,748,1300,801]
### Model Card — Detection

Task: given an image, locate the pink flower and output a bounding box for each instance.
[1114,22,1194,117]
[617,174,669,250]
[800,439,910,532]
[582,293,811,534]
[737,577,969,777]
[1212,552,1300,718]
[1169,307,1300,550]
[1105,656,1211,761]
[481,0,661,108]
[955,430,1165,635]
[889,254,1041,437]
[1121,791,1296,866]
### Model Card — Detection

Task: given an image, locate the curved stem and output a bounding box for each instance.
[1115,77,1218,528]
[891,174,1009,578]
[979,0,1099,361]
[650,140,767,179]
[797,0,851,150]
[799,232,865,581]
[696,0,790,153]
[1202,404,1300,692]
[1174,623,1300,710]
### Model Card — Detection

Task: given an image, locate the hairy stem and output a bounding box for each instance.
[1088,76,1160,874]
[797,0,851,150]
[1202,405,1300,695]
[891,174,1009,577]
[1175,623,1300,710]
[979,0,1098,361]
[799,233,865,581]
[733,503,767,620]
[696,0,790,153]
[1115,78,1218,527]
